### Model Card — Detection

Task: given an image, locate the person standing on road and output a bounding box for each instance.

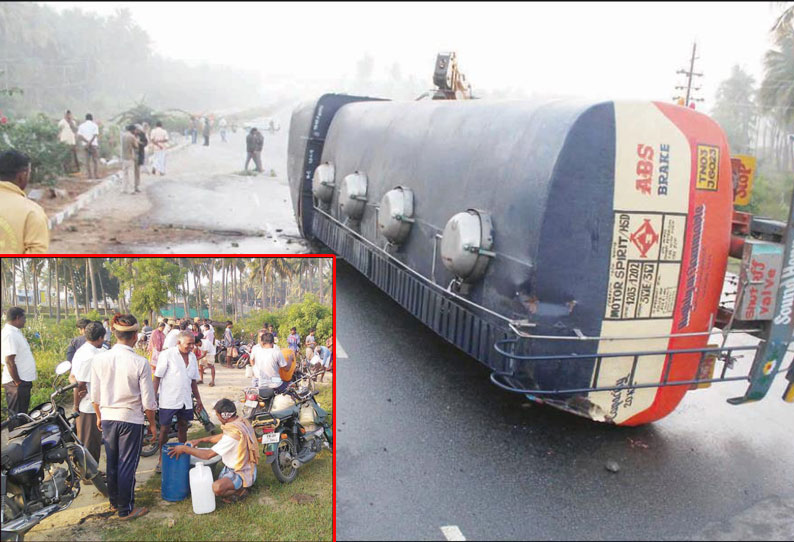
[199,326,216,387]
[204,319,215,344]
[148,321,166,373]
[102,318,112,344]
[65,318,91,362]
[77,113,100,180]
[223,321,234,347]
[58,110,80,174]
[0,150,50,254]
[153,331,203,474]
[249,332,289,392]
[219,117,228,142]
[202,117,211,146]
[1,307,37,431]
[287,327,301,357]
[121,125,140,194]
[190,116,198,145]
[163,320,186,350]
[150,121,169,176]
[89,314,157,520]
[70,321,107,464]
[134,124,148,187]
[305,329,317,362]
[166,398,259,503]
[244,128,263,173]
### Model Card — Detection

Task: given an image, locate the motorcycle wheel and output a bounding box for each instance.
[271,438,299,484]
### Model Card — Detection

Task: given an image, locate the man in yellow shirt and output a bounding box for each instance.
[0,150,49,254]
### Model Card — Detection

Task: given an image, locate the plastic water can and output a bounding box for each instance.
[189,462,216,514]
[161,443,191,502]
[245,365,253,379]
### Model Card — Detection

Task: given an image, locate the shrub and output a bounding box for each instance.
[0,114,71,186]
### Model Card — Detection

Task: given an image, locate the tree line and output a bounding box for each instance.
[711,4,794,171]
[0,258,333,324]
[0,2,263,120]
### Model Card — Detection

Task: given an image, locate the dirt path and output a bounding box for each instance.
[48,106,312,254]
[23,363,333,541]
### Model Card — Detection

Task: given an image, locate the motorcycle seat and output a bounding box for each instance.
[269,406,299,420]
[2,427,43,466]
[257,387,276,400]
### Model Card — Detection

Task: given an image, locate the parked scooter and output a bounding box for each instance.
[240,371,331,484]
[1,361,108,542]
[140,396,216,457]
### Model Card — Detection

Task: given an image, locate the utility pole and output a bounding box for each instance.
[673,41,704,107]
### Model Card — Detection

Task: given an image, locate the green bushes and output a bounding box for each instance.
[219,294,333,346]
[0,114,71,186]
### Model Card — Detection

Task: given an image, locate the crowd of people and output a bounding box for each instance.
[1,306,333,519]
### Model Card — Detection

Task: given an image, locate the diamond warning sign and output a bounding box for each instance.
[630,219,659,258]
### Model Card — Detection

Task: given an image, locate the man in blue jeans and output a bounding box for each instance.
[90,314,157,520]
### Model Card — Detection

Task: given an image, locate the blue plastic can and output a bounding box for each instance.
[161,442,191,502]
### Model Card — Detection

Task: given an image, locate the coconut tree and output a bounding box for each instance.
[760,13,794,169]
[55,259,61,322]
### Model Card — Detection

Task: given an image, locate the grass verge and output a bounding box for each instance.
[99,383,333,541]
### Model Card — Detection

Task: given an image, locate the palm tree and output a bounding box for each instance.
[760,11,794,169]
[87,258,98,312]
[55,259,61,322]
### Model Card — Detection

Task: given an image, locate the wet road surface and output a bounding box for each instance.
[335,260,794,541]
[49,105,309,254]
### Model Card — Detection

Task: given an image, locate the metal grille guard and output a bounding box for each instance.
[490,340,773,396]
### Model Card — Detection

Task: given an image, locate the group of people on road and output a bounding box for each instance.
[120,121,169,194]
[57,111,101,180]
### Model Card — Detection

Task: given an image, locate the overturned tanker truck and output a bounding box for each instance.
[287,93,794,426]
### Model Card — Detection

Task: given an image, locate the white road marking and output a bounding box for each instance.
[336,339,348,359]
[441,525,466,541]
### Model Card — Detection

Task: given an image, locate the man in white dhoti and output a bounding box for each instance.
[149,121,169,176]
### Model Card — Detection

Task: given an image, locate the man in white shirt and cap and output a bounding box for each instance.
[153,330,204,474]
[90,314,157,520]
[1,307,37,431]
[70,321,108,464]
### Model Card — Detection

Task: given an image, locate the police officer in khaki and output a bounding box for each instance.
[0,150,49,254]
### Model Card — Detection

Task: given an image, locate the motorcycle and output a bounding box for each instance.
[240,370,331,484]
[1,361,108,542]
[233,343,251,369]
[140,396,216,457]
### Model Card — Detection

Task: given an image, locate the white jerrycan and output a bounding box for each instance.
[245,365,253,379]
[189,462,216,514]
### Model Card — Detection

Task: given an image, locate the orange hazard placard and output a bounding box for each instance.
[731,155,756,206]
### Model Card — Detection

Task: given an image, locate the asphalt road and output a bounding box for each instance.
[49,105,308,254]
[335,260,794,541]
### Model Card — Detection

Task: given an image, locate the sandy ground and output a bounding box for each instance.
[24,363,333,541]
[48,105,312,254]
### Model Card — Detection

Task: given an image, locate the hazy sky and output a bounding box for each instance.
[45,1,781,108]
